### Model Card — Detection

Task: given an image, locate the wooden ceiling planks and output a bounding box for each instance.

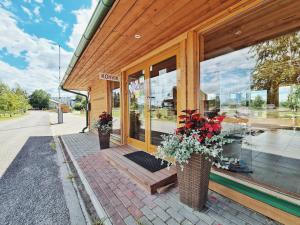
[64,0,274,90]
[204,0,300,60]
[77,0,238,89]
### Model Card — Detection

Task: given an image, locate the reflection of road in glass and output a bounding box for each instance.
[151,119,176,134]
[244,129,300,160]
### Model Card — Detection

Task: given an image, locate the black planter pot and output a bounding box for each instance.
[98,131,110,149]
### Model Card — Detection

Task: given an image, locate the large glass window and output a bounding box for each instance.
[200,31,300,197]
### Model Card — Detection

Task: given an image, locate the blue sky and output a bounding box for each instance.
[0,0,97,96]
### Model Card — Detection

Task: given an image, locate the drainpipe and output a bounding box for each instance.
[59,0,115,132]
[61,87,89,133]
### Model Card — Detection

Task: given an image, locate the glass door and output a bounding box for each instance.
[127,70,147,149]
[126,49,179,152]
[148,56,177,151]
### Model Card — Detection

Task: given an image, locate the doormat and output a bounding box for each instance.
[124,151,168,173]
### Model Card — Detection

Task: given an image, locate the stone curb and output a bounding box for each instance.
[54,136,91,225]
[59,136,112,225]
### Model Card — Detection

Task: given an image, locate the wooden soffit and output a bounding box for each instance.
[204,0,300,60]
[63,0,245,90]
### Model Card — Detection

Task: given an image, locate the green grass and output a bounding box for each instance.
[0,113,27,122]
[66,173,76,180]
[92,218,106,225]
[49,142,56,152]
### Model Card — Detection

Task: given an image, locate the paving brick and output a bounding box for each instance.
[207,210,237,225]
[128,205,143,219]
[124,215,138,225]
[154,198,169,210]
[166,218,180,225]
[116,204,130,219]
[152,217,166,225]
[166,208,184,224]
[132,196,145,208]
[138,216,154,225]
[141,206,156,221]
[120,196,132,208]
[178,208,199,224]
[181,219,193,225]
[193,211,215,225]
[111,213,126,225]
[152,206,170,222]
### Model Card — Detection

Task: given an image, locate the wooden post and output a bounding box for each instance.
[186,31,200,110]
[120,71,127,144]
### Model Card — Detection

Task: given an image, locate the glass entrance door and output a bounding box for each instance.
[126,51,178,152]
[149,56,177,149]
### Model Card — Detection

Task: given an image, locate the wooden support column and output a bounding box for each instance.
[186,31,200,110]
[177,40,187,119]
[120,71,127,144]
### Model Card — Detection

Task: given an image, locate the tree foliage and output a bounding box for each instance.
[29,89,51,110]
[73,94,86,111]
[250,32,300,106]
[286,86,300,112]
[250,95,265,109]
[0,82,30,116]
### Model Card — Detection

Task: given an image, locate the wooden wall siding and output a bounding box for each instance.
[89,79,109,126]
[204,0,300,60]
[64,0,244,90]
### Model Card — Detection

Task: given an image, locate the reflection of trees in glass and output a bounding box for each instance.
[250,95,265,109]
[287,86,300,112]
[250,32,300,107]
[112,90,120,108]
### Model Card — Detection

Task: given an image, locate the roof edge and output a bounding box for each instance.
[60,0,115,88]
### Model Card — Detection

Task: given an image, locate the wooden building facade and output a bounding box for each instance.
[62,0,300,223]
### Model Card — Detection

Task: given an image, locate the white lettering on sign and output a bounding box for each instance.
[99,73,120,82]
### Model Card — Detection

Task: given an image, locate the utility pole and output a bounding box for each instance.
[58,44,63,123]
[58,45,61,100]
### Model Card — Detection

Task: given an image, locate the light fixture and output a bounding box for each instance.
[134,34,142,39]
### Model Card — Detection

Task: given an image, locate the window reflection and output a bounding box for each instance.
[128,71,145,142]
[200,31,300,196]
[150,56,177,146]
[111,82,121,137]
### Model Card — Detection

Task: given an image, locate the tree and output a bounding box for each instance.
[29,89,50,110]
[250,95,265,109]
[0,82,30,115]
[250,32,300,107]
[286,86,300,112]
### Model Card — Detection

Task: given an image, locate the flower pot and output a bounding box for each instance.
[176,153,212,210]
[98,131,110,149]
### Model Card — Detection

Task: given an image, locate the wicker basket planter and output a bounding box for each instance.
[176,153,212,210]
[98,131,110,149]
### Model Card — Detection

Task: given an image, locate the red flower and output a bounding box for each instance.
[207,133,213,139]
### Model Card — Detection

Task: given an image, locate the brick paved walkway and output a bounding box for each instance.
[61,133,281,225]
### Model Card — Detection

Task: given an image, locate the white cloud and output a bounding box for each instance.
[67,0,97,49]
[34,0,43,4]
[33,6,40,16]
[23,0,31,3]
[50,16,68,32]
[1,0,12,8]
[0,7,72,96]
[54,3,63,13]
[21,5,33,18]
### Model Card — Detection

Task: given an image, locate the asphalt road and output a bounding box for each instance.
[0,111,52,177]
[0,111,72,225]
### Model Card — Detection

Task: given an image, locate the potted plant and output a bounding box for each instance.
[156,109,229,210]
[94,112,112,149]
